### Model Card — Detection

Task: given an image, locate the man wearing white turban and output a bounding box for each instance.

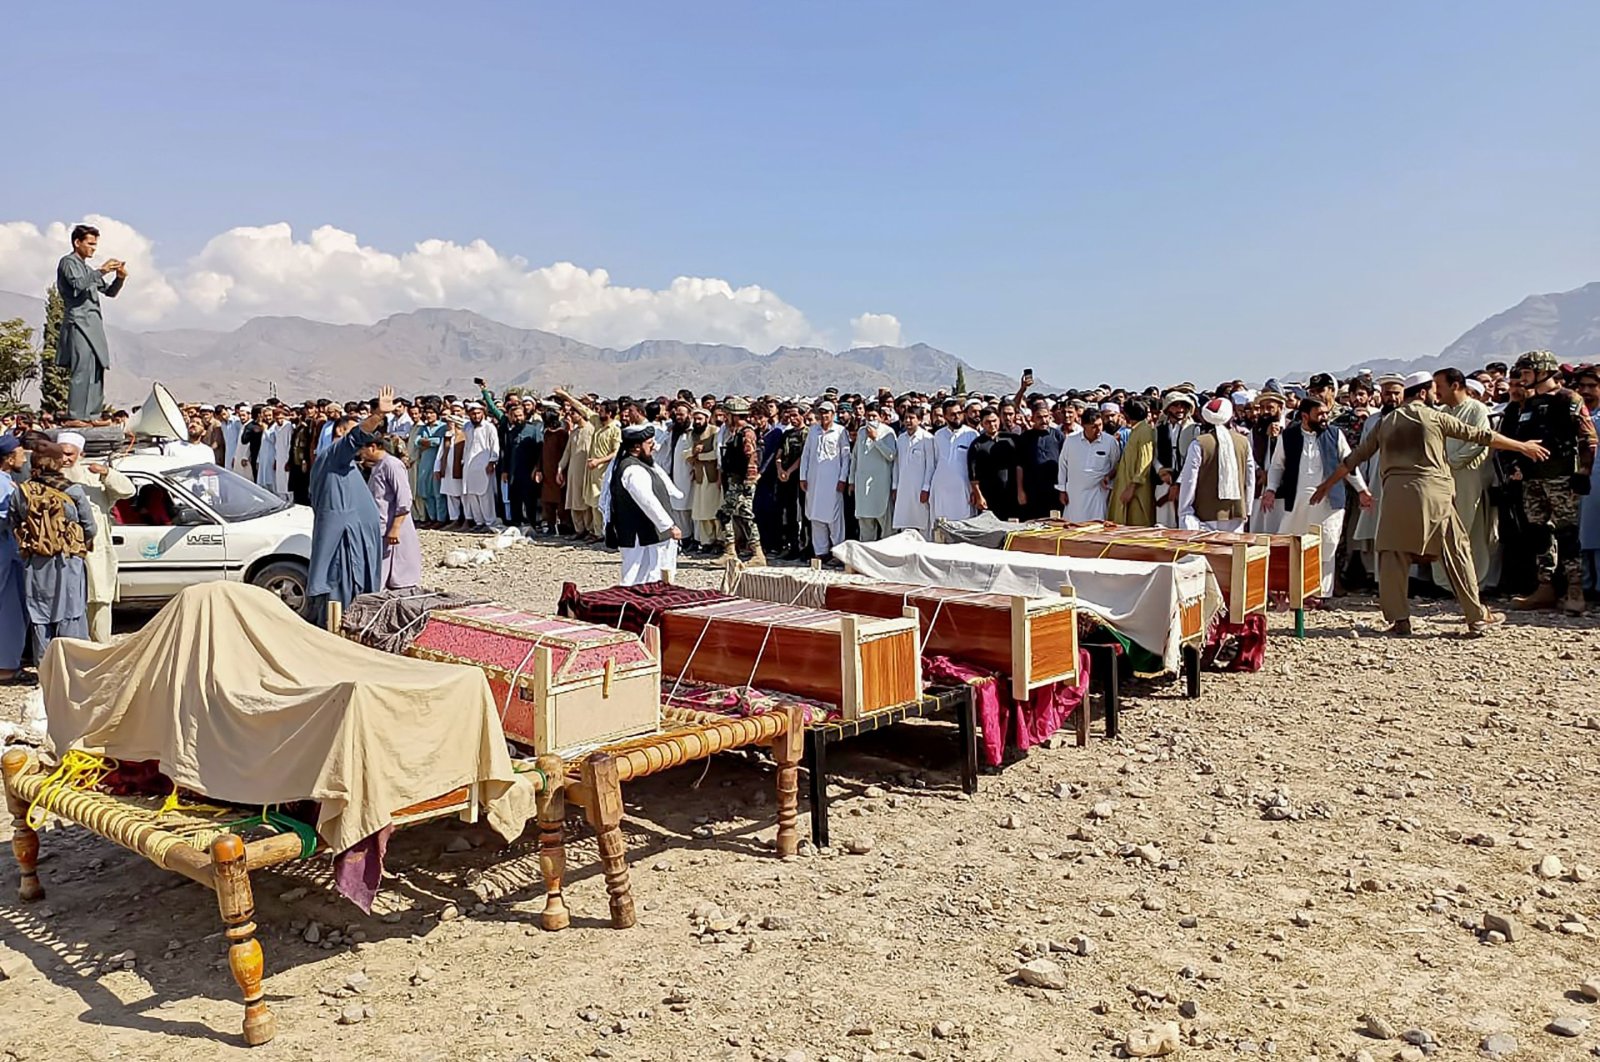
[57,430,135,642]
[1178,397,1257,532]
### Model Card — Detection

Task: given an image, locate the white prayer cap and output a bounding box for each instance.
[55,431,87,451]
[1230,390,1253,406]
[465,401,484,410]
[1099,401,1120,413]
[1465,378,1486,396]
[1402,371,1433,390]
[1200,397,1234,426]
[964,398,982,409]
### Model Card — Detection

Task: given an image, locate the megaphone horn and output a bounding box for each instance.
[132,382,187,441]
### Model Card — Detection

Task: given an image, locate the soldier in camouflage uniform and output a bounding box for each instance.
[717,397,767,566]
[1503,350,1596,614]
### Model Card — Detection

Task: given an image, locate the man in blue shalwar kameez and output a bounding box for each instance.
[0,437,30,682]
[306,387,396,627]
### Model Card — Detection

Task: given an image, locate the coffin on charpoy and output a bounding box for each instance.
[657,599,921,720]
[406,604,662,756]
[821,581,1078,702]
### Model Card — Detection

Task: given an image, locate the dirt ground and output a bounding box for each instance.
[1,533,1597,1062]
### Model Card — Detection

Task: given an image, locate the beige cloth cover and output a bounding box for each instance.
[40,582,535,854]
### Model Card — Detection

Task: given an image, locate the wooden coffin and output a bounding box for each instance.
[657,600,922,720]
[821,582,1078,703]
[406,605,662,756]
[1145,527,1320,609]
[1010,523,1269,625]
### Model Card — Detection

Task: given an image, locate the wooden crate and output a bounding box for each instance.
[821,582,1078,703]
[657,599,922,720]
[1059,524,1321,610]
[406,605,662,756]
[1010,524,1269,625]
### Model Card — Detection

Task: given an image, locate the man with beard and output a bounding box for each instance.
[538,403,568,534]
[600,424,684,585]
[1248,389,1287,532]
[687,406,723,551]
[1153,392,1200,528]
[460,402,501,532]
[307,390,397,627]
[776,404,810,558]
[716,398,767,564]
[966,407,1018,520]
[1109,398,1156,526]
[1056,408,1121,522]
[929,399,978,523]
[1178,396,1256,531]
[1014,402,1064,520]
[888,403,936,537]
[665,400,696,546]
[1330,379,1375,591]
[357,432,422,590]
[800,400,852,564]
[1353,374,1405,576]
[850,404,897,541]
[1311,371,1548,636]
[1261,397,1369,596]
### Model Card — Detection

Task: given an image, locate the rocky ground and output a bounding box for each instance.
[1,529,1598,1062]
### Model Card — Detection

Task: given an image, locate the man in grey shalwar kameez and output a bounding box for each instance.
[359,436,422,590]
[306,388,397,627]
[55,224,127,422]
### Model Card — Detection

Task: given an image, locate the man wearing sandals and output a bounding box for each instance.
[1311,371,1549,637]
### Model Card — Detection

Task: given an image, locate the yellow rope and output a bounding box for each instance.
[157,780,233,818]
[26,750,118,830]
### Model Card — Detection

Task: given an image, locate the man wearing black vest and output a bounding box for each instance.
[602,424,684,585]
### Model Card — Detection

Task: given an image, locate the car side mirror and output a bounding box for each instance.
[174,505,207,526]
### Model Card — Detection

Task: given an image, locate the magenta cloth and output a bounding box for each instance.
[1202,612,1267,672]
[923,648,1093,767]
[665,678,837,725]
[333,825,393,912]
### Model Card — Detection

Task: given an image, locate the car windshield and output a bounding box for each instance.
[164,464,289,521]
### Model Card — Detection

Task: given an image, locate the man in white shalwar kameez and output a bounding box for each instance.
[1178,397,1258,532]
[600,424,684,585]
[1056,408,1122,522]
[888,405,935,538]
[461,402,501,531]
[928,400,978,523]
[1261,397,1369,595]
[799,401,851,560]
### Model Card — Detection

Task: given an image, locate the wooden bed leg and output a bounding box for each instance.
[211,834,275,1046]
[534,754,570,931]
[772,705,804,857]
[3,750,44,901]
[581,754,635,929]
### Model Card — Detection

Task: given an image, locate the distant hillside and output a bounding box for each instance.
[1288,281,1600,382]
[0,292,1028,406]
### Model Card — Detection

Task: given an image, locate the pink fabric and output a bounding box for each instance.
[924,649,1093,767]
[664,679,837,725]
[1202,612,1267,672]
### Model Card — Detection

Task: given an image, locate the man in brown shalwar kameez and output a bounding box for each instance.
[1311,371,1549,637]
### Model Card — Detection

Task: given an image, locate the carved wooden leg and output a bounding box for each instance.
[771,705,804,857]
[2,749,44,901]
[210,834,276,1046]
[534,754,570,931]
[581,754,635,929]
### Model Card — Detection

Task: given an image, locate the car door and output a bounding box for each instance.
[112,473,231,600]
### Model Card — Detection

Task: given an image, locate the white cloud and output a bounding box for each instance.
[0,216,894,353]
[849,312,903,348]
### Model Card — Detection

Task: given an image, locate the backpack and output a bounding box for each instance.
[15,481,88,560]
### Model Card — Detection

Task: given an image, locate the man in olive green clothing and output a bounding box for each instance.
[1312,372,1548,637]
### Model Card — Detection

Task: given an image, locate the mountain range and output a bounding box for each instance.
[0,290,1025,407]
[1288,281,1600,382]
[4,279,1597,408]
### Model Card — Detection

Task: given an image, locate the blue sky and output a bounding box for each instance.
[3,1,1597,382]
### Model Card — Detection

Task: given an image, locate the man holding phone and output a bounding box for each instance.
[55,224,128,423]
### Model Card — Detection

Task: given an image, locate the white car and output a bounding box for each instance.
[109,451,313,615]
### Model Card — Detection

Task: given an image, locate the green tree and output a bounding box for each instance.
[39,285,68,414]
[0,317,41,413]
[954,364,968,394]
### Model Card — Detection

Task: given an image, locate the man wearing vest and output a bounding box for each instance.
[1502,350,1596,614]
[1261,397,1369,597]
[1178,397,1256,531]
[716,398,767,566]
[602,424,685,586]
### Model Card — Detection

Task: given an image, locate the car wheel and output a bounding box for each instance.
[251,560,310,616]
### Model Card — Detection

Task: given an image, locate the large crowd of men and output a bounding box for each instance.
[0,353,1594,665]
